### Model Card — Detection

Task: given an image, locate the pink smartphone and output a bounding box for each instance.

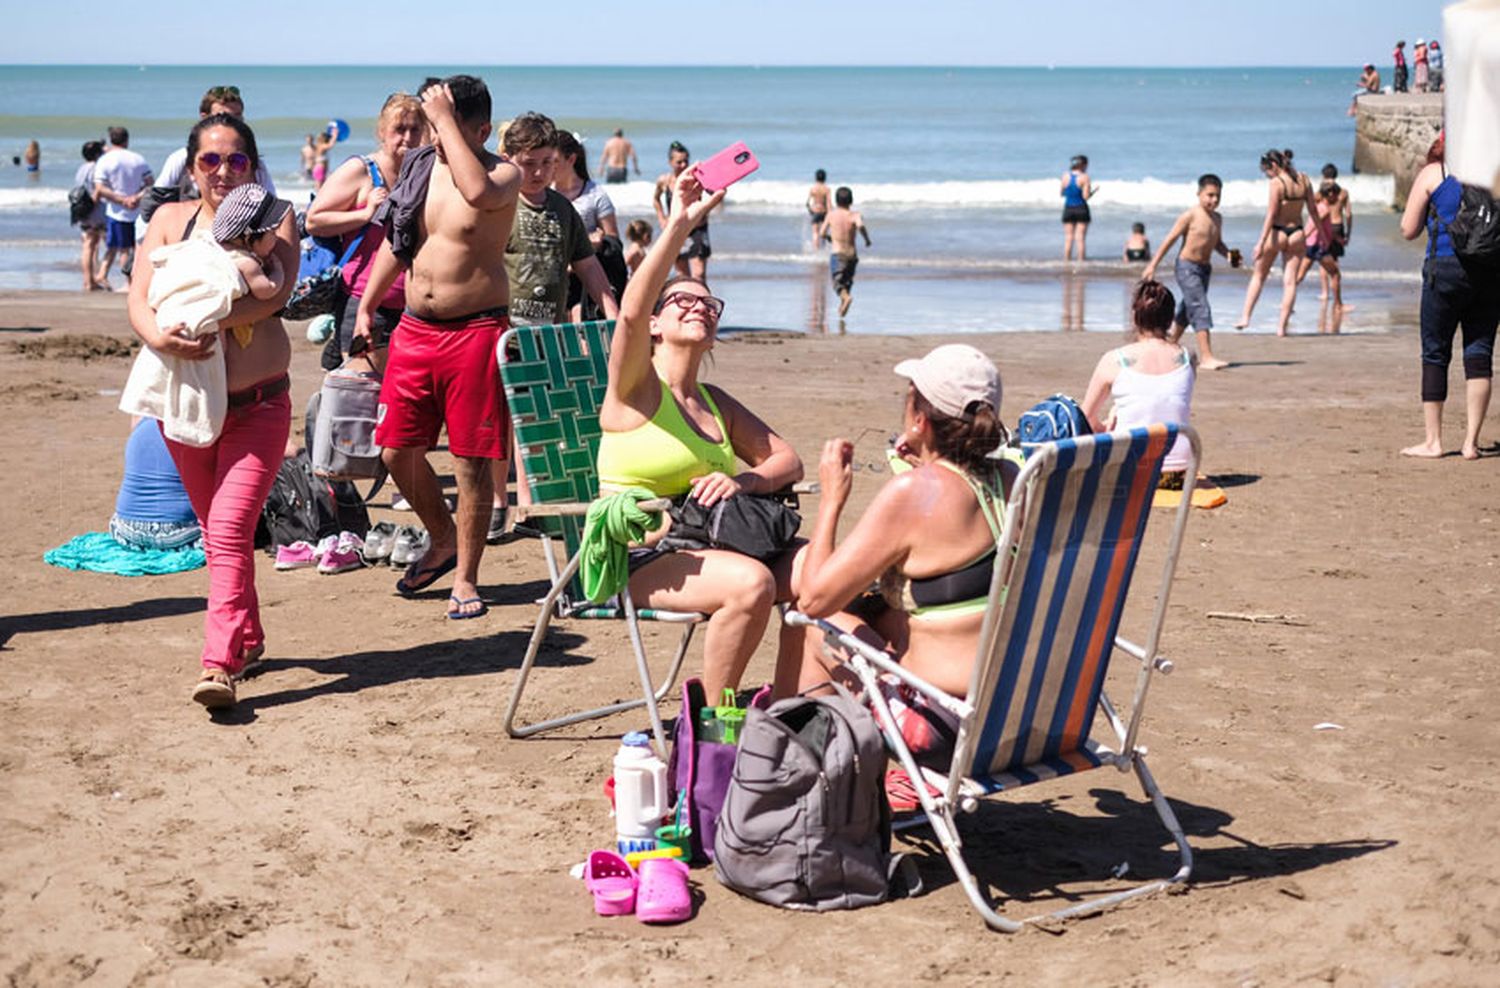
[694,142,759,191]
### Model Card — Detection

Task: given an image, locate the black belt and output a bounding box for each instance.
[227,373,290,409]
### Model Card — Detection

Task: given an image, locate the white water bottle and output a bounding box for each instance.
[613,732,669,855]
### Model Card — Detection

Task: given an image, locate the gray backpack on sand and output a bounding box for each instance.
[305,356,386,499]
[714,687,918,911]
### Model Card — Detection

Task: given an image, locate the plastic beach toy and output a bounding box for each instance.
[635,857,692,924]
[625,845,683,869]
[654,823,692,858]
[584,850,637,916]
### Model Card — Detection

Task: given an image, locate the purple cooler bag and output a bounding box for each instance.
[667,678,769,864]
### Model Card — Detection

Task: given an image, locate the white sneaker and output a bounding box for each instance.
[389,526,430,567]
[363,521,398,564]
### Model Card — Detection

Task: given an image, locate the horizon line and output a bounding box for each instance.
[0,62,1357,70]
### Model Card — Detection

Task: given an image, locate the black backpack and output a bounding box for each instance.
[1431,168,1500,270]
[255,450,370,552]
[1447,183,1500,268]
[68,184,94,225]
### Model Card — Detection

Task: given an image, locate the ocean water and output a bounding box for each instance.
[0,65,1426,334]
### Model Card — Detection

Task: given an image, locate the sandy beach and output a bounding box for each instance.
[2,289,1498,986]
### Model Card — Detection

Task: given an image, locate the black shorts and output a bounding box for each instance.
[679,225,711,261]
[1062,204,1091,225]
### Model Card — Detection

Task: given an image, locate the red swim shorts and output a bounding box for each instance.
[375,309,510,459]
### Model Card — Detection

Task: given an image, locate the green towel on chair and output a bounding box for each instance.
[580,488,665,602]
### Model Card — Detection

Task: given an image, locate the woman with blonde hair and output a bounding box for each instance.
[305,93,428,366]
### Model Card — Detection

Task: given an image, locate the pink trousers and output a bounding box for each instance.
[162,391,290,674]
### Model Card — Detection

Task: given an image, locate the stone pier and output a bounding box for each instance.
[1352,93,1443,208]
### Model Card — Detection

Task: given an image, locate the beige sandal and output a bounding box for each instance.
[239,644,266,679]
[191,669,236,709]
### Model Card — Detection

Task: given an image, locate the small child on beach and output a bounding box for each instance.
[1301,183,1346,330]
[1079,279,1196,485]
[807,169,831,242]
[120,184,289,446]
[823,186,871,318]
[1123,222,1150,262]
[1142,174,1240,371]
[624,219,653,276]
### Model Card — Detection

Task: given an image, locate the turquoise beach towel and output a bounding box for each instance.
[44,532,205,577]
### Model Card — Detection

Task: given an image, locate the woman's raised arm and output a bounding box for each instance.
[605,170,724,407]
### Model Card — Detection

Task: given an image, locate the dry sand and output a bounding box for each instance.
[2,290,1498,986]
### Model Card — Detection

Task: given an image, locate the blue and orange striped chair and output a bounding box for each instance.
[786,424,1199,931]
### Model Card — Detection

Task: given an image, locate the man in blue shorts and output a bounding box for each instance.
[92,127,153,287]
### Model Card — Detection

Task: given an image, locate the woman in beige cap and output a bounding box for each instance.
[774,344,1014,769]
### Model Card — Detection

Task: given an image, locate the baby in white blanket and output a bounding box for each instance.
[120,184,290,446]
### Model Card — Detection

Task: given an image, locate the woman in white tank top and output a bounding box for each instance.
[1080,279,1196,474]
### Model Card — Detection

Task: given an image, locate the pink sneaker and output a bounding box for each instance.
[317,532,365,575]
[274,540,318,571]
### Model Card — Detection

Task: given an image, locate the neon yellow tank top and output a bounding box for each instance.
[597,382,737,496]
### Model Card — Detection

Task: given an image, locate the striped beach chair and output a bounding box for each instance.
[498,320,703,755]
[785,424,1200,931]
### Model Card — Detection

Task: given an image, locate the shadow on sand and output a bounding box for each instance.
[895,786,1394,916]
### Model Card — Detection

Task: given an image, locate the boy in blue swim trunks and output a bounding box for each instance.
[1143,174,1241,371]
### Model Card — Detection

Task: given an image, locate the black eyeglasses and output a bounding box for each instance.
[660,291,725,319]
[196,151,252,174]
[206,86,241,100]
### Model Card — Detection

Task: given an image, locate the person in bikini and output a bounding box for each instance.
[1143,173,1239,370]
[774,344,1014,772]
[1236,149,1332,335]
[1123,222,1150,263]
[355,75,521,620]
[653,142,713,279]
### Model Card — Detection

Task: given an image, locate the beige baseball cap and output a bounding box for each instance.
[893,344,1001,418]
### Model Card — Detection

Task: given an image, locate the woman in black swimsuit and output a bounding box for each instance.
[1237,149,1331,335]
[774,346,1016,761]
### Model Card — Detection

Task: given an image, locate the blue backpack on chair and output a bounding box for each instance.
[1015,394,1092,456]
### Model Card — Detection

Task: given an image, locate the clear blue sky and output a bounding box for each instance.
[2,0,1449,66]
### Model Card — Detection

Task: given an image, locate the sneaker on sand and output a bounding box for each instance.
[274,540,319,571]
[318,532,366,575]
[389,526,430,567]
[363,521,399,564]
[392,492,455,513]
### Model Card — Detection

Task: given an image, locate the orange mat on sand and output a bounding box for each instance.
[1153,477,1228,510]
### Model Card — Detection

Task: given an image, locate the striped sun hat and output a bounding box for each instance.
[211,184,291,243]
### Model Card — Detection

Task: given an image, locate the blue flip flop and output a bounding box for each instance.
[395,552,457,597]
[447,596,488,620]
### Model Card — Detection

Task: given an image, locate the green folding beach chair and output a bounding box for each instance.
[498,320,703,755]
[786,424,1199,931]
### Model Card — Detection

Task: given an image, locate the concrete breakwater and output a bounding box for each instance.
[1353,93,1444,208]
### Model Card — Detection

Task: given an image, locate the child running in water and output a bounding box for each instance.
[1143,174,1240,371]
[823,186,871,318]
[623,218,653,277]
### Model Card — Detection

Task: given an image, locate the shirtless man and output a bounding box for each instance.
[653,142,711,278]
[822,186,871,319]
[356,75,521,619]
[1143,174,1240,371]
[806,169,831,241]
[599,128,638,184]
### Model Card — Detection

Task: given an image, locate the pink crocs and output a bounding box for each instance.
[635,857,692,924]
[584,850,637,916]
